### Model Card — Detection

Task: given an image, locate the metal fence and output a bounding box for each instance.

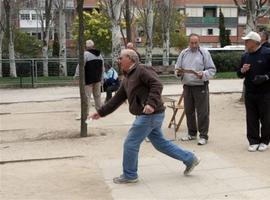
[0,57,178,88]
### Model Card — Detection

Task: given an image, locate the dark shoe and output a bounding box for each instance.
[113,175,138,184]
[184,156,200,176]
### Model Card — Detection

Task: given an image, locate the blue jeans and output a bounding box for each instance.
[123,112,195,179]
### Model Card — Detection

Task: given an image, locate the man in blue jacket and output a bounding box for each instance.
[237,31,270,152]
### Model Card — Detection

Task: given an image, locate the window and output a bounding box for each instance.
[32,14,37,20]
[208,29,213,35]
[20,14,30,20]
[203,7,216,17]
[226,29,231,36]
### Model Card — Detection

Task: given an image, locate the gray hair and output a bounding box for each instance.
[260,31,269,40]
[121,49,139,63]
[86,40,94,49]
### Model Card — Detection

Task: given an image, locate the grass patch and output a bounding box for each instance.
[215,72,237,79]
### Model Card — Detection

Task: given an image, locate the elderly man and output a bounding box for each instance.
[74,40,103,115]
[89,49,199,184]
[175,33,216,145]
[259,31,270,48]
[237,31,270,152]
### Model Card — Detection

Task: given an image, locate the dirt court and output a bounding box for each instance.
[1,93,270,200]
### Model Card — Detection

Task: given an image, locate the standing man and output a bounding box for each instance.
[175,33,216,145]
[89,49,199,184]
[237,31,270,152]
[259,31,270,48]
[74,40,103,115]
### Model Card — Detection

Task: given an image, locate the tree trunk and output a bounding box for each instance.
[107,0,124,69]
[0,0,3,77]
[111,22,122,69]
[8,26,16,77]
[125,0,131,43]
[0,32,3,77]
[145,0,153,66]
[59,0,67,76]
[162,31,170,66]
[162,0,170,66]
[77,0,88,137]
[42,46,49,76]
[4,0,16,77]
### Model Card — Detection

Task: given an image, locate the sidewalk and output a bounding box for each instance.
[0,79,243,104]
[1,79,270,200]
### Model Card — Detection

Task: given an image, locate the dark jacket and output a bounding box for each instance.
[98,64,165,116]
[262,41,270,48]
[237,46,270,94]
[84,49,103,85]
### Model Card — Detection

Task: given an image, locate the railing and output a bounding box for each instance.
[185,17,238,26]
[0,57,179,88]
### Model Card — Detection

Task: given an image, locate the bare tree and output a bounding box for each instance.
[29,0,54,77]
[3,0,16,77]
[0,0,4,77]
[233,0,269,33]
[99,0,125,69]
[76,0,88,137]
[54,0,67,76]
[158,0,171,66]
[137,0,155,66]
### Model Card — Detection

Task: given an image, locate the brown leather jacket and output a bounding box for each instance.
[98,64,165,116]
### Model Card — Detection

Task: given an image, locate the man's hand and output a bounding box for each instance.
[88,112,101,120]
[253,75,269,85]
[195,71,203,79]
[241,64,251,73]
[175,68,183,77]
[143,104,155,114]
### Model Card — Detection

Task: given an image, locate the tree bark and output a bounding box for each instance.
[59,0,67,76]
[161,0,170,66]
[144,0,153,66]
[4,0,16,77]
[103,0,124,69]
[0,0,3,77]
[77,0,88,137]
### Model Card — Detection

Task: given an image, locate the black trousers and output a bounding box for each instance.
[245,92,270,145]
[183,84,210,140]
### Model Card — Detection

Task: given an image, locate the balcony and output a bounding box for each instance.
[202,17,219,24]
[185,17,238,27]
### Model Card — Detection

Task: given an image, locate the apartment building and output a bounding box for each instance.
[16,0,269,49]
[17,0,76,56]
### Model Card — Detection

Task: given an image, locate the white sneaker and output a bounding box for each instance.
[258,143,268,152]
[248,144,259,152]
[75,116,81,120]
[197,138,207,145]
[181,135,197,141]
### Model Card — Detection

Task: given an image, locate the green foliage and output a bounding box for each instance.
[219,9,231,47]
[72,9,112,55]
[2,30,42,58]
[211,52,242,72]
[219,9,227,47]
[152,7,187,48]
